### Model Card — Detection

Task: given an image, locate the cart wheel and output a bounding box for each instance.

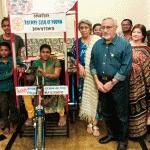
[36,116,43,150]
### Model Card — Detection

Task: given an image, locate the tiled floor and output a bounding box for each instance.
[0,117,150,150]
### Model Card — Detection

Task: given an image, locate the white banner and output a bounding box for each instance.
[10,13,66,33]
[16,86,37,95]
[44,86,68,95]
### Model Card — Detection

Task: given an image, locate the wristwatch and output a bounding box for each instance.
[111,80,116,86]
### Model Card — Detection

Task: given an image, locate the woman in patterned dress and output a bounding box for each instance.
[129,24,150,140]
[71,20,102,136]
[24,44,66,126]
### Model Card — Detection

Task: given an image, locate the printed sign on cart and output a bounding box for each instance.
[44,86,68,95]
[16,86,37,95]
[10,13,66,33]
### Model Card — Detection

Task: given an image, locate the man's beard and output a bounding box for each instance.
[102,35,111,40]
[123,29,131,33]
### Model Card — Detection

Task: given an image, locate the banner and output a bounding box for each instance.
[10,13,66,33]
[6,0,77,14]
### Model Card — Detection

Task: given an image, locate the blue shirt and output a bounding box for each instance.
[90,35,132,81]
[0,56,26,91]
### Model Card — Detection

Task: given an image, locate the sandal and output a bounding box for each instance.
[25,118,33,126]
[3,127,10,135]
[58,116,66,126]
[87,123,93,134]
[93,125,100,137]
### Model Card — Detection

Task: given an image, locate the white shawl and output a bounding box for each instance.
[79,35,101,122]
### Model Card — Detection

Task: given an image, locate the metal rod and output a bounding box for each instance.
[25,33,28,59]
[75,2,79,86]
[8,15,19,107]
[34,120,37,150]
[72,75,75,103]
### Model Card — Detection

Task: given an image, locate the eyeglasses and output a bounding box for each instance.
[94,29,102,31]
[121,24,131,26]
[101,26,115,31]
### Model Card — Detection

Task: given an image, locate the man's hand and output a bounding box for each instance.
[79,64,86,78]
[96,80,107,93]
[10,69,13,76]
[104,81,114,93]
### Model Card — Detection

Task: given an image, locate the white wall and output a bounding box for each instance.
[0,0,150,38]
[78,0,150,32]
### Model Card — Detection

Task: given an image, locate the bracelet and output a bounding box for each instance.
[111,80,116,86]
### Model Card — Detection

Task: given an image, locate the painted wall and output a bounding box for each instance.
[0,0,150,38]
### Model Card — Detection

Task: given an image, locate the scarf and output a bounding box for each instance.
[79,35,100,122]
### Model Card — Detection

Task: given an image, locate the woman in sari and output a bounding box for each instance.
[71,19,102,136]
[129,24,150,140]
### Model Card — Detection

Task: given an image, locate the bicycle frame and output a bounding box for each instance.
[33,75,45,150]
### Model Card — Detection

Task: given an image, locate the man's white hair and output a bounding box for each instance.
[102,17,117,26]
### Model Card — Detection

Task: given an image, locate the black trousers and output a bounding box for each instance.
[99,78,129,144]
[0,90,19,127]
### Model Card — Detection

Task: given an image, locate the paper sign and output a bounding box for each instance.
[10,13,66,33]
[16,86,68,95]
[44,86,68,95]
[16,86,37,95]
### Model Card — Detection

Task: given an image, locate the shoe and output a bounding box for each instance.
[117,143,127,150]
[99,135,115,144]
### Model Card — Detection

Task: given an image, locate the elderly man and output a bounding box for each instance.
[90,17,132,150]
[117,19,133,42]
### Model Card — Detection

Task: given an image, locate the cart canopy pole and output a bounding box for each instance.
[64,32,69,112]
[75,2,79,87]
[8,16,19,107]
[25,33,28,59]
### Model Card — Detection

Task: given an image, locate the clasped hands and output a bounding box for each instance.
[96,80,113,93]
[37,67,49,78]
[25,67,46,81]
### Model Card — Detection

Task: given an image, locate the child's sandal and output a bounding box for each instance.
[25,118,33,126]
